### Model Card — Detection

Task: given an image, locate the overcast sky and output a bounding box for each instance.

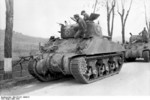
[0,0,150,41]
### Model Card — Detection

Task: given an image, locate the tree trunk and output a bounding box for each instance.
[110,7,115,40]
[4,0,13,79]
[107,14,111,36]
[148,23,150,38]
[122,27,125,44]
[118,0,132,44]
[106,0,115,41]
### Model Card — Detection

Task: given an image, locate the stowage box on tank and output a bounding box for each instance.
[28,20,125,84]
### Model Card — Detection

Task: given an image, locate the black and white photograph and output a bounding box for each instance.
[0,0,150,97]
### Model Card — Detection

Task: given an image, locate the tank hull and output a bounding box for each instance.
[28,37,125,83]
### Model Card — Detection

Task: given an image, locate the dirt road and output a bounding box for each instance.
[1,61,150,96]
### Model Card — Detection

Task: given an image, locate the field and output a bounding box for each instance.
[0,30,47,61]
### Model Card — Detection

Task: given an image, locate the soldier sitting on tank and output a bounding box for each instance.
[73,14,87,38]
[139,27,148,43]
[81,10,90,21]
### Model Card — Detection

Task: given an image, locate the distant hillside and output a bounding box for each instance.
[0,30,48,61]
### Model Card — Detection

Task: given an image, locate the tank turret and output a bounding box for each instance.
[28,21,125,84]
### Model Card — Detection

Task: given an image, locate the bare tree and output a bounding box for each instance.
[107,0,116,40]
[148,22,150,38]
[117,0,133,44]
[92,0,116,40]
[144,0,150,37]
[4,0,13,79]
[93,0,98,13]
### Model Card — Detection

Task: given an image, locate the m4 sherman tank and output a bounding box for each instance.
[28,20,125,84]
[125,33,150,62]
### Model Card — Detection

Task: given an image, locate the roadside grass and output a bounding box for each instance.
[0,30,49,89]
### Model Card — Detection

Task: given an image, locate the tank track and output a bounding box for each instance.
[28,59,64,82]
[70,53,124,84]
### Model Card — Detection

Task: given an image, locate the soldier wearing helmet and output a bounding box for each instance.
[140,27,148,43]
[81,10,90,21]
[73,14,87,38]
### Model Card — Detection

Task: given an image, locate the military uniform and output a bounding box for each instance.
[74,14,87,38]
[142,28,148,43]
[81,10,90,21]
[83,13,90,21]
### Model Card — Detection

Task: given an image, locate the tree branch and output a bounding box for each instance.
[117,0,133,44]
[107,0,116,38]
[118,11,122,16]
[124,0,132,25]
[93,0,98,13]
[109,0,116,13]
[144,0,149,30]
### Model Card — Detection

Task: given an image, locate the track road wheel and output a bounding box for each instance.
[98,64,105,76]
[143,51,150,62]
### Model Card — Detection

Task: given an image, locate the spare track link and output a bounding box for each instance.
[70,53,123,84]
[28,59,63,82]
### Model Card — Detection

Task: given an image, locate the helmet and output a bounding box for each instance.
[74,14,79,18]
[81,10,85,15]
